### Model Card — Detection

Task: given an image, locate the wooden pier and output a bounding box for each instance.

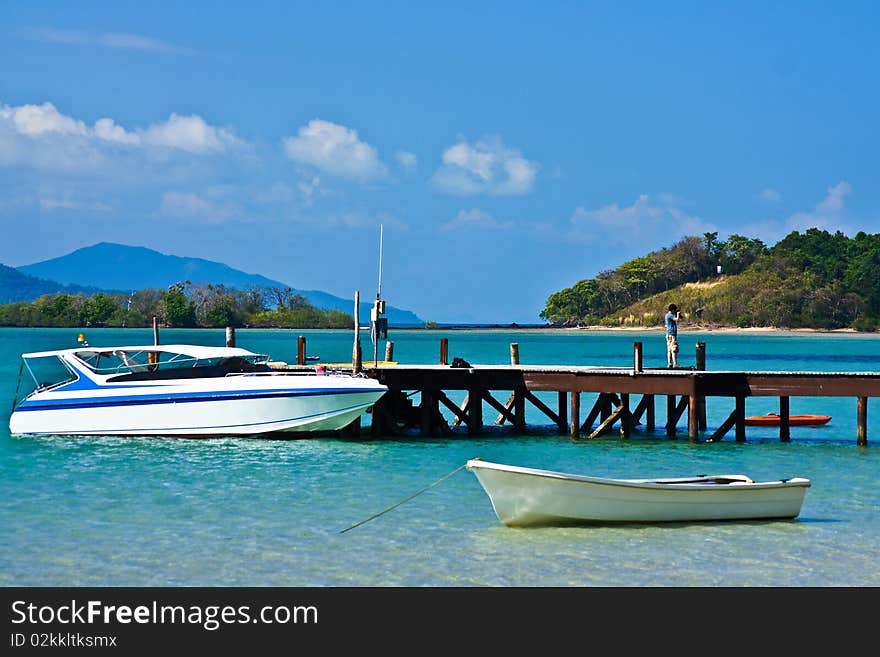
[304,339,877,446]
[357,362,877,445]
[234,330,875,446]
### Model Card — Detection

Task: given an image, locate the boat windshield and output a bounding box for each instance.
[74,349,268,375]
[22,355,77,393]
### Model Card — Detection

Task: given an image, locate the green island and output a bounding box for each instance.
[541,228,880,332]
[0,281,353,329]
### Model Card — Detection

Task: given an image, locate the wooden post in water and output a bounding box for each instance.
[557,391,568,434]
[633,342,643,373]
[779,396,790,442]
[695,342,706,430]
[570,391,580,438]
[467,389,482,435]
[857,397,868,446]
[735,395,746,442]
[620,393,631,439]
[385,341,394,362]
[439,337,448,365]
[666,395,677,437]
[225,326,235,348]
[510,343,520,365]
[688,394,699,442]
[152,317,160,345]
[297,336,306,365]
[352,291,362,373]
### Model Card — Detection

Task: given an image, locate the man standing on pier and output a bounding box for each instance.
[665,303,681,368]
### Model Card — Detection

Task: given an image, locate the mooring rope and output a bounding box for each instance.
[339,463,468,534]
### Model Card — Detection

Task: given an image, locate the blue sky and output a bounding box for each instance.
[1,1,878,323]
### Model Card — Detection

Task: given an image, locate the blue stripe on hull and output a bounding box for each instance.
[14,400,379,435]
[15,387,382,412]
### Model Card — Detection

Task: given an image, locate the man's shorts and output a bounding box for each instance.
[666,334,679,353]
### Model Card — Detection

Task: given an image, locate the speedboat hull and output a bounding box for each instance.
[9,344,387,437]
[466,459,810,527]
[10,382,386,436]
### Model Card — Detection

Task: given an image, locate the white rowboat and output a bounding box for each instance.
[466,459,810,527]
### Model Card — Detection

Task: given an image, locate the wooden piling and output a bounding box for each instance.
[510,343,520,365]
[468,389,482,435]
[385,341,394,361]
[620,393,631,438]
[779,396,790,442]
[696,342,706,431]
[735,396,746,442]
[297,336,306,365]
[152,316,160,345]
[570,391,580,438]
[557,391,568,434]
[858,397,868,446]
[633,342,643,373]
[688,394,699,442]
[439,338,448,365]
[645,394,655,431]
[666,395,677,437]
[225,326,235,348]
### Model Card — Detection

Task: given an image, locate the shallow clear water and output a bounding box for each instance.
[2,327,879,586]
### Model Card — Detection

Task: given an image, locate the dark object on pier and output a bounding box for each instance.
[450,357,472,368]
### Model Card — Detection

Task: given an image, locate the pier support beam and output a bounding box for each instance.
[688,394,699,442]
[696,342,706,431]
[735,396,746,442]
[569,392,580,438]
[858,397,868,446]
[779,396,790,442]
[557,391,567,434]
[467,388,482,436]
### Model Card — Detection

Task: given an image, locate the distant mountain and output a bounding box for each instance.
[17,242,423,325]
[0,263,108,304]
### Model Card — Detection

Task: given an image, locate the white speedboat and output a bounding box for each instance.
[466,459,810,527]
[9,344,387,436]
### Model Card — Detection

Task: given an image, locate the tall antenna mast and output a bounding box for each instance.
[377,223,384,300]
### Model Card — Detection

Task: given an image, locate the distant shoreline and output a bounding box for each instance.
[392,324,865,335]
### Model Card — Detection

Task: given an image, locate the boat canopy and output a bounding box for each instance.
[22,344,264,360]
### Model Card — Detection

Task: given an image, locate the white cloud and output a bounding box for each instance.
[1,102,87,137]
[568,194,713,245]
[440,208,513,232]
[143,114,238,153]
[786,181,852,233]
[395,150,418,171]
[282,119,386,181]
[0,102,241,171]
[27,26,191,54]
[93,117,140,145]
[430,136,538,196]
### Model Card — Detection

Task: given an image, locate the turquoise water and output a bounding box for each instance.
[2,327,879,586]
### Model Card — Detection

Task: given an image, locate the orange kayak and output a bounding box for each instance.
[745,413,831,427]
